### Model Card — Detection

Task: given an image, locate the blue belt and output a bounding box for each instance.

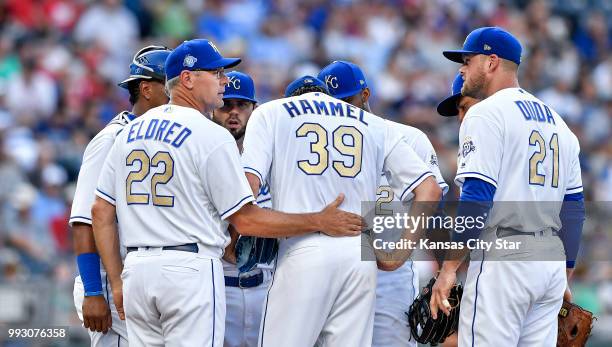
[225,271,264,288]
[496,228,558,238]
[126,243,199,253]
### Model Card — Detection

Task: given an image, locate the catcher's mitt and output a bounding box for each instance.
[557,300,595,347]
[235,236,278,273]
[406,277,463,345]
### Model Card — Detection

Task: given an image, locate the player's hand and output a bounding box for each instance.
[112,281,125,320]
[430,268,457,319]
[318,194,364,237]
[82,295,112,333]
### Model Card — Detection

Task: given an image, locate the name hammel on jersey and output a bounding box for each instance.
[241,92,434,217]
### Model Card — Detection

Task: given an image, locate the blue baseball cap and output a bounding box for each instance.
[284,75,329,97]
[437,74,464,117]
[318,60,368,99]
[223,71,257,103]
[443,27,522,65]
[118,45,171,89]
[165,39,241,81]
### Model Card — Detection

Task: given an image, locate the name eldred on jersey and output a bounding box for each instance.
[125,115,193,148]
[281,96,369,126]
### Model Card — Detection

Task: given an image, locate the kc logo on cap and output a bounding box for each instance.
[227,76,241,89]
[325,75,339,89]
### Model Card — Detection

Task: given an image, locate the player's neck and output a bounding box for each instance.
[236,137,244,153]
[485,73,520,98]
[131,102,149,117]
[170,90,210,115]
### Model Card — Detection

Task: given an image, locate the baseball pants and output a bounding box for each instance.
[224,270,272,347]
[74,274,129,347]
[372,262,419,347]
[121,247,225,347]
[258,233,377,347]
[458,233,566,347]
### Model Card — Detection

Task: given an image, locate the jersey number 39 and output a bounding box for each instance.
[126,149,175,206]
[295,123,363,178]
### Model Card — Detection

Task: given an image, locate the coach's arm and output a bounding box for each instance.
[377,176,442,271]
[227,173,364,238]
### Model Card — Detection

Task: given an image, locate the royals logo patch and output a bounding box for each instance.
[429,154,438,166]
[183,54,197,67]
[461,137,476,158]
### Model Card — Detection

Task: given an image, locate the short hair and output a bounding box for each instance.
[500,58,519,72]
[127,80,141,105]
[288,85,329,97]
[165,76,180,95]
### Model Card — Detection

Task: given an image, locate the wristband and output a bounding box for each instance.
[77,253,103,296]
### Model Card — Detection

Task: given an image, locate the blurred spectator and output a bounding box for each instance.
[74,0,139,53]
[2,183,55,275]
[31,163,67,228]
[5,56,58,124]
[74,0,139,81]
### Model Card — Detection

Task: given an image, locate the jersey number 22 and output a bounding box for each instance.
[126,149,175,207]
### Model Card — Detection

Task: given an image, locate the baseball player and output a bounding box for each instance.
[430,27,585,346]
[437,73,481,124]
[318,60,449,347]
[241,77,442,347]
[212,71,272,347]
[91,39,363,347]
[284,75,329,97]
[70,45,171,346]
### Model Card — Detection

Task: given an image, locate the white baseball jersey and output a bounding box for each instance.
[455,87,580,347]
[70,111,133,346]
[70,111,135,226]
[381,120,448,197]
[242,92,434,215]
[456,87,582,232]
[96,104,255,251]
[374,121,448,347]
[242,92,434,347]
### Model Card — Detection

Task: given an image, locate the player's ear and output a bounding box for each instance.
[488,54,500,72]
[252,102,258,110]
[140,81,152,101]
[180,70,195,89]
[362,88,371,103]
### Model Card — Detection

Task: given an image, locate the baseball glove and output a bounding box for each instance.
[406,277,463,345]
[557,300,595,347]
[235,236,278,273]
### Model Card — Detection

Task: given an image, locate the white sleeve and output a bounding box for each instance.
[70,134,116,224]
[455,115,503,188]
[203,141,255,220]
[410,132,449,195]
[384,137,434,202]
[241,106,274,186]
[95,139,120,206]
[565,136,583,194]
